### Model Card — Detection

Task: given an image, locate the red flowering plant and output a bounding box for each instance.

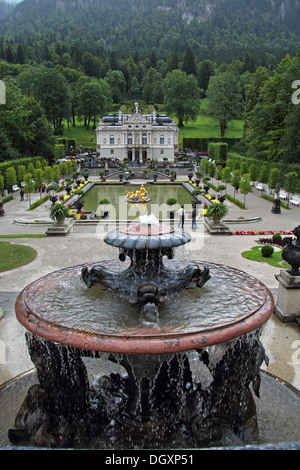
[234,230,293,236]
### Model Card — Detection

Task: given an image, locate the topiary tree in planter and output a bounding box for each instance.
[205,202,228,223]
[99,198,111,219]
[187,168,194,180]
[166,197,177,219]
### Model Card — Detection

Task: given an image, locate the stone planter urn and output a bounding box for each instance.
[282,226,300,275]
[56,217,66,225]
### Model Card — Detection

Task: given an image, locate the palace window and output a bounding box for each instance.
[127,134,133,145]
[110,135,114,145]
[142,134,147,145]
[160,135,165,145]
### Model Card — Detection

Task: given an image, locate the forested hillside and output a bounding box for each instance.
[0,0,300,66]
[0,1,15,20]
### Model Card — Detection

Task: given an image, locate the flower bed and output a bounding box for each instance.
[258,238,287,246]
[234,230,293,236]
[191,183,219,203]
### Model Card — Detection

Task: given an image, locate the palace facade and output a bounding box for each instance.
[96,104,179,162]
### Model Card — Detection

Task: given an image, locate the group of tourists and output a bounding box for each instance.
[178,205,197,230]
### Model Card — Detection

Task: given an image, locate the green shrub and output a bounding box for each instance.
[166,197,177,206]
[29,194,50,210]
[205,202,228,221]
[72,189,84,195]
[225,193,246,209]
[261,245,274,258]
[272,233,282,243]
[2,195,13,203]
[208,142,228,162]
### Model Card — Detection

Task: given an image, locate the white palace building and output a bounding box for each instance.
[96,102,179,163]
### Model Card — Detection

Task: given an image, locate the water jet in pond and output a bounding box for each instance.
[9,216,276,449]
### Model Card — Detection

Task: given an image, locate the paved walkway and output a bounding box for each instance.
[0,178,299,396]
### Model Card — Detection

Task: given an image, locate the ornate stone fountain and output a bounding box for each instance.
[9,215,274,449]
[81,214,210,323]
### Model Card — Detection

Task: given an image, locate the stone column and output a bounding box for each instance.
[274,270,300,322]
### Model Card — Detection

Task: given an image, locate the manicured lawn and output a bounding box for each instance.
[0,241,37,272]
[0,234,47,238]
[61,117,97,150]
[179,115,243,140]
[241,245,290,269]
[178,98,244,144]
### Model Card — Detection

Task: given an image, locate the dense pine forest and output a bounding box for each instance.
[1,0,300,66]
[0,0,299,167]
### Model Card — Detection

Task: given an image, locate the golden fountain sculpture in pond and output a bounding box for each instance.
[126,184,151,203]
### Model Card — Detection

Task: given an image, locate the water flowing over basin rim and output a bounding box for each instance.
[15,262,274,355]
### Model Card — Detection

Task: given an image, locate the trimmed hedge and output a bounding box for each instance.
[0,156,45,177]
[228,152,300,187]
[0,156,47,190]
[225,193,246,209]
[183,137,240,152]
[208,142,228,162]
[28,194,50,210]
[54,144,66,160]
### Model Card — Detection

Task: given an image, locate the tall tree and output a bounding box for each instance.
[182,47,197,76]
[37,68,72,135]
[163,69,200,127]
[197,60,214,94]
[167,48,179,72]
[243,53,300,162]
[104,69,126,103]
[78,79,112,129]
[0,80,55,161]
[206,71,243,137]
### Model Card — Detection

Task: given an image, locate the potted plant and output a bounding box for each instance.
[99,198,110,219]
[205,202,228,223]
[187,168,194,180]
[166,197,177,219]
[82,168,89,180]
[50,201,70,224]
[72,188,84,196]
[99,170,106,181]
[194,170,201,186]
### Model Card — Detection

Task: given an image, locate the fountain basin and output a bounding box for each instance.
[10,259,278,449]
[15,261,274,355]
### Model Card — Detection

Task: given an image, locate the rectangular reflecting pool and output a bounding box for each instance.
[80,183,198,220]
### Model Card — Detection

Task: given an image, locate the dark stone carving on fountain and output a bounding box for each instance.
[8,330,268,448]
[282,225,300,275]
[9,333,108,448]
[81,216,210,322]
[191,332,268,443]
